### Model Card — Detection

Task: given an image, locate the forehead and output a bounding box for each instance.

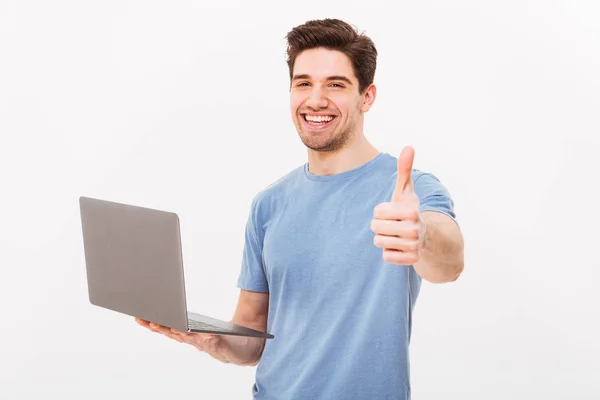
[293,48,357,82]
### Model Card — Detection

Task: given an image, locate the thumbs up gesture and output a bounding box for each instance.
[371,146,424,265]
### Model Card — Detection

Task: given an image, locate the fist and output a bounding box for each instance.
[371,146,424,265]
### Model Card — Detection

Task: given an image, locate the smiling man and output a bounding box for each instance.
[137,18,464,399]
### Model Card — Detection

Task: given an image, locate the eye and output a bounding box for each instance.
[330,83,344,88]
[296,82,310,87]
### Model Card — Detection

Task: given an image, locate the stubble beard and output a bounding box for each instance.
[296,118,355,153]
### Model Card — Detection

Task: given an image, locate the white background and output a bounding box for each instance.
[1,0,599,399]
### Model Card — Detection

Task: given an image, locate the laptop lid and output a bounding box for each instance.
[79,196,189,332]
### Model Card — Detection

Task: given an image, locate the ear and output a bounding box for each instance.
[360,83,377,112]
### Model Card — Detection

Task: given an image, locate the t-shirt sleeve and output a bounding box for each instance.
[414,172,458,224]
[236,198,269,293]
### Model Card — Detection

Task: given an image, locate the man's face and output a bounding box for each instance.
[290,48,375,152]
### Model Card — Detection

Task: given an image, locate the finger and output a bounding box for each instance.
[382,249,419,265]
[170,328,201,342]
[156,326,190,343]
[149,322,174,335]
[373,235,419,252]
[192,333,215,340]
[373,200,419,221]
[170,328,216,342]
[371,219,420,238]
[391,146,415,201]
[168,327,214,340]
[168,332,186,343]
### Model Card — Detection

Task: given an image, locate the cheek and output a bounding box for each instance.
[329,95,353,118]
[290,93,304,113]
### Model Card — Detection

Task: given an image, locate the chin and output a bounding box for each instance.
[299,132,347,152]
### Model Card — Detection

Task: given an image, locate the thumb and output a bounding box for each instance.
[391,146,415,201]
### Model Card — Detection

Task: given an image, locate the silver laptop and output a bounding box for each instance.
[79,196,273,339]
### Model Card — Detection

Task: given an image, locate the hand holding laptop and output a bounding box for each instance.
[135,318,227,359]
[135,317,264,365]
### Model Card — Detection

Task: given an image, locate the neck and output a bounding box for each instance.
[306,133,380,176]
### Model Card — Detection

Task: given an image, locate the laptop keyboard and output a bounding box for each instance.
[188,319,231,333]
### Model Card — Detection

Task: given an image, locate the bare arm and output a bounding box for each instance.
[371,147,464,284]
[218,289,270,366]
[137,289,269,366]
[414,211,464,283]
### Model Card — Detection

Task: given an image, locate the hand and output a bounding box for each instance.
[371,146,424,265]
[135,318,225,360]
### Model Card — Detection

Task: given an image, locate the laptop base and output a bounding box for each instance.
[187,312,274,339]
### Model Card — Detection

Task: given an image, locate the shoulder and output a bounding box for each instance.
[247,164,305,221]
[379,153,442,191]
[374,152,430,180]
[413,170,445,190]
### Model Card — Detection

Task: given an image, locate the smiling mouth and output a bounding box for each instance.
[301,113,337,129]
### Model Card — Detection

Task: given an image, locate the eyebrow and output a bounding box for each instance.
[292,74,353,86]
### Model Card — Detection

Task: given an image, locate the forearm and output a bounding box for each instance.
[198,290,270,366]
[414,211,464,283]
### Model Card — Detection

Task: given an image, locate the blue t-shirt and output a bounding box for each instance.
[237,152,456,400]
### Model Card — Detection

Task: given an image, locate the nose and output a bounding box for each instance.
[305,86,328,110]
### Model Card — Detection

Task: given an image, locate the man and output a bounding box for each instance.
[137,18,464,399]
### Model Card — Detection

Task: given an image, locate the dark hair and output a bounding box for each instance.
[285,19,377,94]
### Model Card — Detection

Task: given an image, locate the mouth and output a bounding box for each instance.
[300,113,337,131]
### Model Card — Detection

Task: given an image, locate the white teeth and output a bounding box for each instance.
[305,115,333,123]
